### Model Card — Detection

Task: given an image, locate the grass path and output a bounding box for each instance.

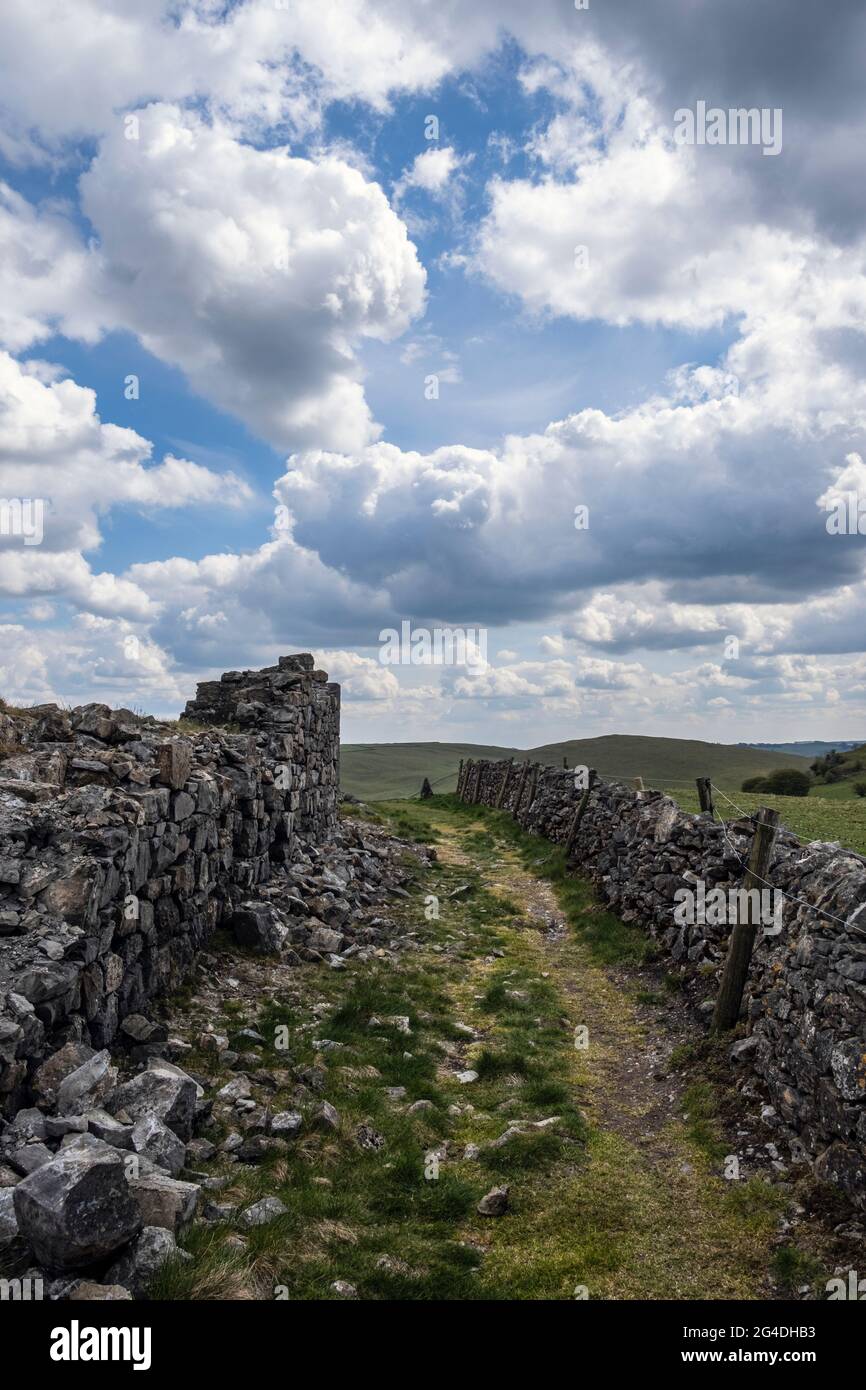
[152,795,834,1302]
[405,800,789,1300]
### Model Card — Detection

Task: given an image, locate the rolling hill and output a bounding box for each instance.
[738,740,865,758]
[805,743,866,798]
[340,735,811,802]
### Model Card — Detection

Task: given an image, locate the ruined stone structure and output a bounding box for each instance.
[0,657,340,1115]
[463,758,866,1206]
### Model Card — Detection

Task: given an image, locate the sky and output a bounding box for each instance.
[1,0,866,746]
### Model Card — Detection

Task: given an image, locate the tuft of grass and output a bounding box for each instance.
[770,1244,825,1295]
[681,1081,728,1165]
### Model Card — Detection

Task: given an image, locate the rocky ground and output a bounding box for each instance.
[1,795,861,1301]
[0,811,432,1298]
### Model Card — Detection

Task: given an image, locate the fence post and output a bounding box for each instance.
[564,769,598,859]
[457,759,464,798]
[526,763,540,809]
[711,807,780,1033]
[495,758,514,809]
[696,777,714,818]
[462,759,475,802]
[471,762,484,804]
[513,760,530,815]
[633,776,644,792]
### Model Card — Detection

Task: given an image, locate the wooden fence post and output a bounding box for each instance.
[564,769,598,859]
[513,760,530,815]
[471,762,484,804]
[633,776,644,792]
[526,763,540,809]
[495,758,514,809]
[711,807,780,1033]
[696,777,714,818]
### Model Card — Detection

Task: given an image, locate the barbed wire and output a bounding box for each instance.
[707,781,852,931]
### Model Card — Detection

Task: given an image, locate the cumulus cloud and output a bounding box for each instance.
[0,615,187,712]
[0,350,250,615]
[0,184,99,352]
[78,104,426,452]
[394,146,471,201]
[0,0,468,156]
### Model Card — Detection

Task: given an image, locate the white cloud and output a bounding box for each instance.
[0,615,186,712]
[394,146,470,200]
[0,184,99,352]
[79,104,426,452]
[0,0,453,156]
[0,350,250,615]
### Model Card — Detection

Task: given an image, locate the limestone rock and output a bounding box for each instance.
[239,1196,288,1228]
[109,1069,197,1143]
[129,1173,200,1234]
[230,903,282,953]
[13,1147,141,1270]
[104,1225,186,1297]
[477,1184,509,1217]
[131,1114,186,1177]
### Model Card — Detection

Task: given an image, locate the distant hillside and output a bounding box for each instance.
[341,735,810,802]
[738,740,865,758]
[805,742,866,798]
[340,742,519,802]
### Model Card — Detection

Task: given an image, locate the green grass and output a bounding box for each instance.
[341,736,810,802]
[667,784,866,855]
[149,795,834,1302]
[681,1081,728,1166]
[148,810,590,1301]
[429,795,654,967]
[770,1245,826,1296]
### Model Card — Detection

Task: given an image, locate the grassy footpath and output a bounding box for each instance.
[152,796,833,1301]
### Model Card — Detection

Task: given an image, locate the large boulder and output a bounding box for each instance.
[230,903,282,953]
[13,1147,141,1270]
[109,1068,197,1143]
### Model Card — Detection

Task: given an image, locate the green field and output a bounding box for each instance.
[341,734,810,803]
[665,784,866,856]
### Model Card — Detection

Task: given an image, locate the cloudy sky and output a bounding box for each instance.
[2,0,866,745]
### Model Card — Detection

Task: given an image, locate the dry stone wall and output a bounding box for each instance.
[0,656,339,1117]
[462,758,866,1206]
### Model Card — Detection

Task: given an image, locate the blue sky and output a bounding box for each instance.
[1,1,865,745]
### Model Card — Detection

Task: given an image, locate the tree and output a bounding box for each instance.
[741,768,811,797]
[763,768,811,797]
